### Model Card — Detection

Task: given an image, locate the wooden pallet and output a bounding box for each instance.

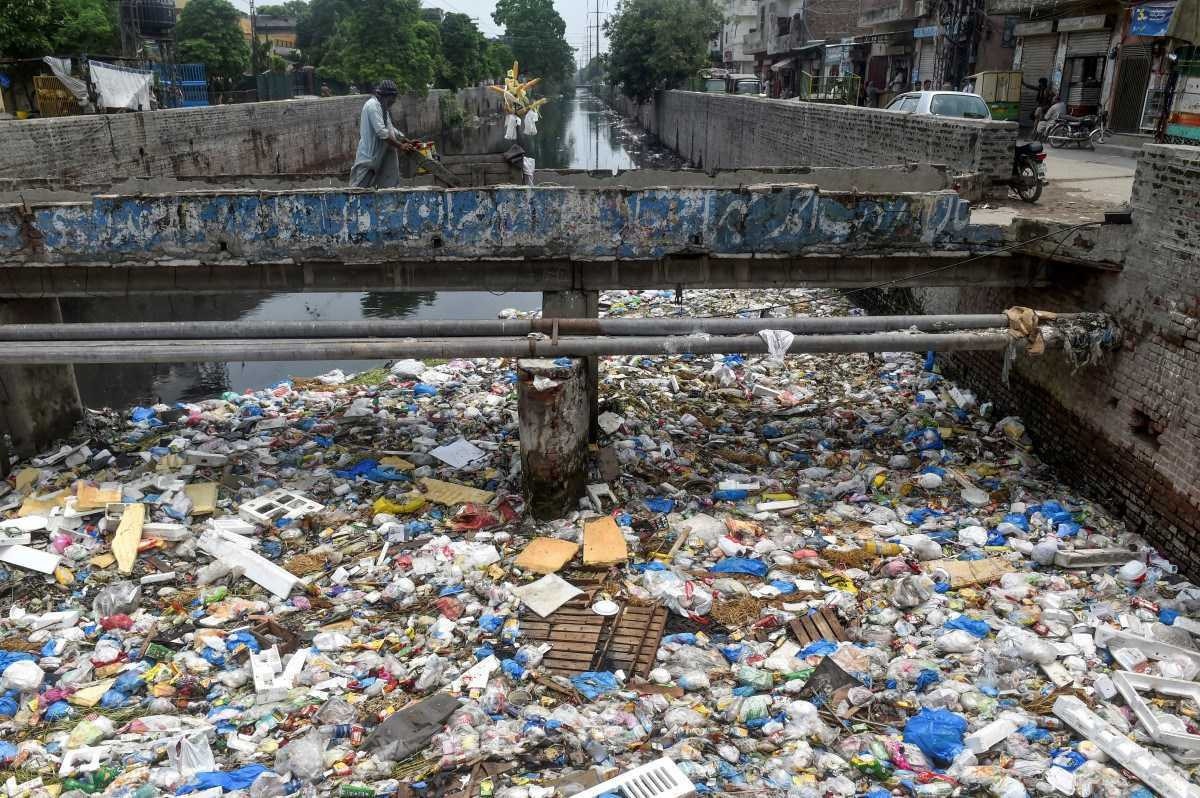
[521,595,668,678]
[788,607,848,647]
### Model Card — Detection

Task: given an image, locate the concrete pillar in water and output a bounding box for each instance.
[541,289,599,439]
[517,358,588,521]
[0,299,83,456]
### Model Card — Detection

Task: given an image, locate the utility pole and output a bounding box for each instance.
[249,0,259,74]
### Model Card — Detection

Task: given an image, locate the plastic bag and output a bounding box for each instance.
[275,730,326,782]
[92,581,141,618]
[166,733,216,777]
[1,660,44,693]
[891,574,934,608]
[757,329,795,362]
[903,708,967,766]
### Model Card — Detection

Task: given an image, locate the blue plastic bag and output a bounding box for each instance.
[944,615,990,639]
[644,498,675,514]
[177,765,270,794]
[903,708,967,766]
[798,640,838,658]
[915,669,941,692]
[710,557,768,577]
[569,671,620,700]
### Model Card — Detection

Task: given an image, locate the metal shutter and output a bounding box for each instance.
[1067,30,1110,57]
[1111,44,1152,131]
[917,40,937,85]
[1018,35,1057,126]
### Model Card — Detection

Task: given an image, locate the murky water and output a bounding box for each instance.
[68,88,649,408]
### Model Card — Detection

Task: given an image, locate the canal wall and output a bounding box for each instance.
[615,91,1016,200]
[0,88,502,183]
[858,144,1200,578]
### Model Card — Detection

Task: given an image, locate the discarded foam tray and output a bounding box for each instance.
[572,757,695,798]
[238,489,323,525]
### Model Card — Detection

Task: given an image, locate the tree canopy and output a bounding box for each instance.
[257,1,308,17]
[319,0,441,93]
[606,0,722,103]
[437,12,486,90]
[176,0,249,83]
[296,0,348,68]
[484,40,516,82]
[492,0,573,87]
[0,0,118,58]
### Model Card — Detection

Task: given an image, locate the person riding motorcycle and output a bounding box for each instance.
[1037,96,1066,138]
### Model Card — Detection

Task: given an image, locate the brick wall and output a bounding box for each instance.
[0,87,501,182]
[857,144,1200,578]
[615,91,1017,199]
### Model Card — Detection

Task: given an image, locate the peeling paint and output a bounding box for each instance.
[0,184,982,267]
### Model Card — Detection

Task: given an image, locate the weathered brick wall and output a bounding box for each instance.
[0,87,501,182]
[615,91,1017,195]
[858,144,1200,577]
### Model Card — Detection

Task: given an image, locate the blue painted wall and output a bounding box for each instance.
[0,184,985,266]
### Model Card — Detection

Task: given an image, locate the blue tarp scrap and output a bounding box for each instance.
[944,615,990,638]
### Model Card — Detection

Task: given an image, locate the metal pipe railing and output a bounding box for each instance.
[0,314,1094,341]
[0,329,1065,365]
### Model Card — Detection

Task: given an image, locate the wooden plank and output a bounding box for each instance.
[112,502,145,574]
[582,516,627,566]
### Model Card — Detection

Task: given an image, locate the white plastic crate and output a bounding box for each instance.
[573,758,694,798]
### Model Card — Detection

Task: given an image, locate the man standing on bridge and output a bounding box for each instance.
[350,80,404,189]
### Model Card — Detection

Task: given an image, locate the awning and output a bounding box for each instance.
[770,57,796,71]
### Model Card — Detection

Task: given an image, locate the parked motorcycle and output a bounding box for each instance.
[1046,109,1110,149]
[1005,141,1048,203]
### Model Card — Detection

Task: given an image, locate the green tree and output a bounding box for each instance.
[0,0,117,58]
[605,0,722,103]
[483,40,515,81]
[296,0,348,67]
[319,0,440,93]
[492,0,573,86]
[176,0,249,83]
[258,1,308,16]
[438,12,485,90]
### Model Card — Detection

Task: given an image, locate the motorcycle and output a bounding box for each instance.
[1005,141,1048,203]
[1046,109,1110,149]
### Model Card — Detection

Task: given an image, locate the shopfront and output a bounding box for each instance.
[1111,2,1178,132]
[1058,16,1113,117]
[1014,20,1057,126]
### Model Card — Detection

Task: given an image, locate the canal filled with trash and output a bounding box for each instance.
[66,88,661,409]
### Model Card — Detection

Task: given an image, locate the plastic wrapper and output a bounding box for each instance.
[91,581,142,618]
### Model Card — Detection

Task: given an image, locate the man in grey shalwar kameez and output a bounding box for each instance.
[350,80,403,188]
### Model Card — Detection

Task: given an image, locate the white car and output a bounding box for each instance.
[885,90,992,120]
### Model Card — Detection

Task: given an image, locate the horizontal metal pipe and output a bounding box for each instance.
[0,314,1087,341]
[0,330,1062,365]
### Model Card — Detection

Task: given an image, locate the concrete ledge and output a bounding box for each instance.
[0,183,975,265]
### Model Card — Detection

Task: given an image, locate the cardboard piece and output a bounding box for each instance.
[925,557,1014,588]
[14,468,40,494]
[68,679,117,707]
[18,490,67,517]
[514,538,579,574]
[381,455,415,471]
[420,478,495,506]
[76,481,122,510]
[184,483,218,515]
[112,502,146,574]
[582,516,627,567]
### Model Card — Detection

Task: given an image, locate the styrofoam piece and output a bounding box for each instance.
[184,450,229,467]
[1053,548,1135,568]
[756,499,801,512]
[572,757,695,798]
[238,489,322,525]
[0,544,61,574]
[966,718,1019,753]
[1095,627,1200,671]
[142,522,191,541]
[58,746,107,777]
[198,531,300,598]
[586,483,617,513]
[1113,671,1200,752]
[0,528,32,546]
[1175,617,1200,639]
[1053,695,1200,798]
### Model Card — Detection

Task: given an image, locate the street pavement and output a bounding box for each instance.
[973,144,1138,226]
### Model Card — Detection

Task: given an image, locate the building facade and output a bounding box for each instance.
[718,0,760,73]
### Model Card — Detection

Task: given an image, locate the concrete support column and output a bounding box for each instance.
[0,299,83,456]
[541,289,599,439]
[517,358,588,521]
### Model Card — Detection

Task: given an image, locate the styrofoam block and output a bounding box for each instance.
[238,489,322,525]
[572,757,695,798]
